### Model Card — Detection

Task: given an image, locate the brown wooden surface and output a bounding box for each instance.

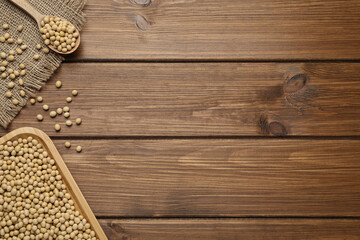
[6,62,360,137]
[99,219,360,240]
[5,0,360,238]
[73,0,360,60]
[51,139,360,217]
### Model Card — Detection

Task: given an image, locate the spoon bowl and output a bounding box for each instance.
[39,17,81,55]
[9,0,81,55]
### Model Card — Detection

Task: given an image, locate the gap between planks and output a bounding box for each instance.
[96,216,360,220]
[49,136,360,140]
[64,59,360,63]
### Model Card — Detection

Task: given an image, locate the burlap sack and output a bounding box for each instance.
[0,0,85,128]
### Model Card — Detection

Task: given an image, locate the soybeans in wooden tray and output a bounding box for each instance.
[0,127,107,240]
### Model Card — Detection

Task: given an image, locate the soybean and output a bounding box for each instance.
[65,141,71,148]
[57,108,63,115]
[75,118,82,125]
[56,80,62,88]
[37,114,44,121]
[12,99,19,105]
[8,82,15,89]
[76,146,82,153]
[66,120,72,127]
[20,90,26,97]
[50,111,57,118]
[8,55,14,61]
[54,124,61,131]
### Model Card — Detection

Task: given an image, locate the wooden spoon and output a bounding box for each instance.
[8,0,80,54]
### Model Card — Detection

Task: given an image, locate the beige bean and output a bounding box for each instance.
[75,118,82,125]
[37,114,44,121]
[54,124,61,131]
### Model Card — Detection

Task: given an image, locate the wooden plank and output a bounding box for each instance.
[6,62,360,136]
[99,219,360,240]
[52,139,360,217]
[73,0,360,60]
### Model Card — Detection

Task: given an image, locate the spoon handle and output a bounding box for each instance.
[8,0,44,22]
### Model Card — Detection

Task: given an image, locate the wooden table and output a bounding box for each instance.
[5,0,360,239]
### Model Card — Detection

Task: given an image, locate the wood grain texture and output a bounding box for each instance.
[6,62,360,136]
[72,0,360,60]
[99,218,360,240]
[52,139,360,217]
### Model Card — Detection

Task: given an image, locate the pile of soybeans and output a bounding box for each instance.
[0,136,98,240]
[40,16,79,53]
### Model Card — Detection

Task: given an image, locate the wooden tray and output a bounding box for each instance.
[1,127,108,240]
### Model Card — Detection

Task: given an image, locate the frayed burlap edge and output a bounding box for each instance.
[0,54,62,128]
[0,0,86,129]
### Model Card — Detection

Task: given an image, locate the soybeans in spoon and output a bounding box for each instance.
[40,16,80,54]
[8,0,80,54]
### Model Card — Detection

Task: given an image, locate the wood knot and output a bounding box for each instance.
[283,73,308,94]
[258,114,270,135]
[135,15,151,31]
[130,0,152,7]
[268,122,287,136]
[258,115,288,136]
